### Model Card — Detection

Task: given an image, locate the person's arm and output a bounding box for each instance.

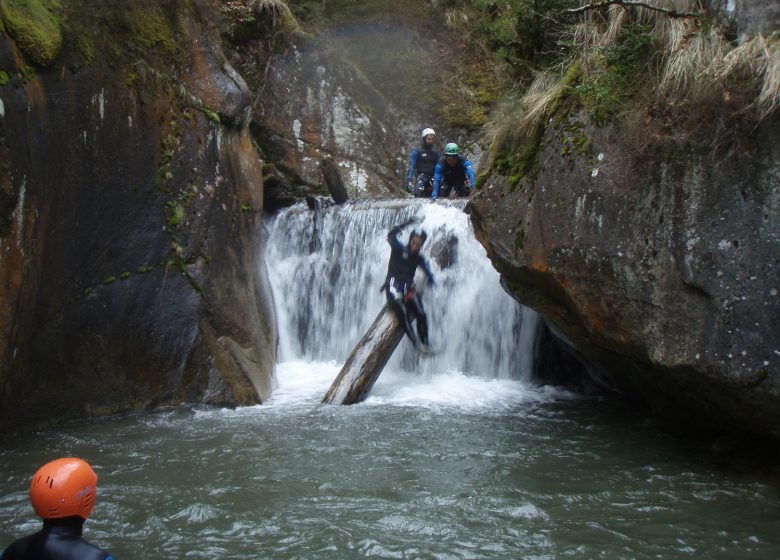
[387,218,420,249]
[419,257,436,286]
[464,158,475,193]
[406,149,418,183]
[431,160,443,200]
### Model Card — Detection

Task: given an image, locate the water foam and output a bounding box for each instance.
[265,199,542,405]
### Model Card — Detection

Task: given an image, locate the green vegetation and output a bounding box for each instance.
[574,25,659,125]
[480,0,779,186]
[0,70,8,86]
[0,0,63,66]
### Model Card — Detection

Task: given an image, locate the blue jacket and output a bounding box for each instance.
[432,156,475,198]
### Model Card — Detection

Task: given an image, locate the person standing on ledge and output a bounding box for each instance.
[431,142,475,200]
[383,218,436,351]
[406,128,440,197]
[1,457,113,560]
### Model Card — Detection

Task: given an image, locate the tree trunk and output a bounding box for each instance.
[321,304,405,405]
[319,157,350,204]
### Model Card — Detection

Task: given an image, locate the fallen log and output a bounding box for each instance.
[321,304,404,405]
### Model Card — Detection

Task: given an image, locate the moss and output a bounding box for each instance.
[131,5,180,58]
[573,24,659,125]
[102,275,117,285]
[166,201,184,228]
[156,117,180,186]
[119,271,131,279]
[0,70,8,86]
[18,65,36,83]
[475,170,492,190]
[137,265,154,273]
[74,32,95,63]
[201,107,220,124]
[0,0,63,66]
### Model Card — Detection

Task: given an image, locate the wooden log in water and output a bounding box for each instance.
[321,304,405,405]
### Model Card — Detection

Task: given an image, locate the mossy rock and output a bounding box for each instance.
[0,0,63,66]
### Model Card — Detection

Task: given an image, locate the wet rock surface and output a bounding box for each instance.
[472,114,780,439]
[0,7,276,428]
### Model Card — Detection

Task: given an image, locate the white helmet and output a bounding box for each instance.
[421,128,435,138]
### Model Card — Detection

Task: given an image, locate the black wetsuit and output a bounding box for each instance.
[384,223,435,347]
[1,517,112,560]
[407,143,440,198]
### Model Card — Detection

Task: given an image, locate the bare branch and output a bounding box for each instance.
[566,1,700,18]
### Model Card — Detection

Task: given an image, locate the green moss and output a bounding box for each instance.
[137,265,154,273]
[18,65,35,83]
[166,201,184,228]
[0,0,63,66]
[102,275,117,285]
[74,32,95,63]
[156,118,180,186]
[574,24,659,125]
[131,5,180,58]
[119,271,131,279]
[201,107,220,124]
[475,170,492,190]
[493,119,546,190]
[0,70,8,86]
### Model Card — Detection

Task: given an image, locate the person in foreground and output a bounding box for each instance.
[383,218,436,351]
[431,142,475,200]
[1,457,113,560]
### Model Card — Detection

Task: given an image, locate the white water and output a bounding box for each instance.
[265,199,541,404]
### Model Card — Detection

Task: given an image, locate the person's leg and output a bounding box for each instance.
[408,294,429,346]
[386,284,419,345]
[414,174,430,198]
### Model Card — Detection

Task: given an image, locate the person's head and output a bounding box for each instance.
[30,457,98,522]
[421,128,436,147]
[444,143,460,165]
[408,230,427,254]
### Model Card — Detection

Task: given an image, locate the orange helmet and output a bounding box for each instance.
[29,458,98,520]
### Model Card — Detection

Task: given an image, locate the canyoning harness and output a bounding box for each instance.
[413,173,434,198]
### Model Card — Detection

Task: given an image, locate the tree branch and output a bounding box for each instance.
[566,1,700,18]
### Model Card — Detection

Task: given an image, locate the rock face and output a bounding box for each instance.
[471,113,780,439]
[231,21,488,199]
[0,5,276,428]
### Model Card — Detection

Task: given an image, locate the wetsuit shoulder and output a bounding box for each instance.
[1,530,111,560]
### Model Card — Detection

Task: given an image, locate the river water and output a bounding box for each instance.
[1,201,778,558]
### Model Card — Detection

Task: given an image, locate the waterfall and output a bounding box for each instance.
[265,199,540,381]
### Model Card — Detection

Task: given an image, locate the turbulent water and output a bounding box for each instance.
[265,200,539,379]
[1,200,779,559]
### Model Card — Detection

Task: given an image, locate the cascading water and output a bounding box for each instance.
[265,199,540,383]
